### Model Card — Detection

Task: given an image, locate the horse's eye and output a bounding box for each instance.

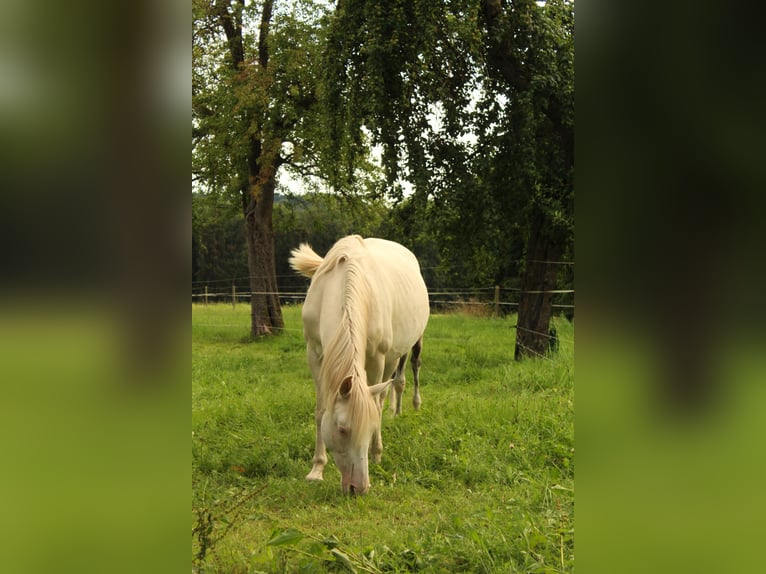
[338,426,350,436]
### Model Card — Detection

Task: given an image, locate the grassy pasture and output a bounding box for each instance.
[192,304,574,573]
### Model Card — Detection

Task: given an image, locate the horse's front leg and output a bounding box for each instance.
[306,398,327,481]
[306,347,326,481]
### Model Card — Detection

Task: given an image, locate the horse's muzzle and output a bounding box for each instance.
[342,479,369,495]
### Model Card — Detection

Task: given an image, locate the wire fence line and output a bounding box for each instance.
[190,289,574,297]
[190,288,573,296]
[193,291,574,361]
[191,259,575,286]
[192,259,574,319]
[191,285,574,316]
[514,324,574,345]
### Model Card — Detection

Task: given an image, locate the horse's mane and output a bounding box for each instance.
[316,236,378,434]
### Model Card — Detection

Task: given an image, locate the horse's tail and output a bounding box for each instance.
[289,243,324,278]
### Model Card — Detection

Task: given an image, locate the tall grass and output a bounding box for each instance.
[192,304,573,573]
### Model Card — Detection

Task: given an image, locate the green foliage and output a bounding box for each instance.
[192,191,392,292]
[322,0,481,189]
[193,0,386,199]
[192,0,248,198]
[193,0,339,200]
[192,186,534,294]
[476,0,574,248]
[321,0,574,285]
[274,192,389,292]
[192,304,574,572]
[192,193,248,286]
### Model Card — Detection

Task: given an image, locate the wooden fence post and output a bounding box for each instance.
[204,285,208,306]
[232,284,236,309]
[494,285,500,316]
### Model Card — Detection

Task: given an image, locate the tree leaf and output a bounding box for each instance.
[330,548,357,573]
[267,528,304,546]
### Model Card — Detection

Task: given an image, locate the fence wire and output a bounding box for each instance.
[191,286,575,324]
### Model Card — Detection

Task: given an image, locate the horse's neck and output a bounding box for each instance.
[318,291,368,393]
[342,262,371,382]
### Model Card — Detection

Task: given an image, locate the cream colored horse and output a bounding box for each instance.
[289,235,429,495]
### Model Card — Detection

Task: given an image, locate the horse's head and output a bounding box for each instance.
[322,376,390,495]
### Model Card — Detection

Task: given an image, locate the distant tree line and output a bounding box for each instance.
[193,190,573,304]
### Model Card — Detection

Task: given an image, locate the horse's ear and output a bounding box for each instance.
[339,376,353,399]
[368,379,392,399]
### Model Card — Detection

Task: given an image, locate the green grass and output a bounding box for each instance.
[192,304,574,573]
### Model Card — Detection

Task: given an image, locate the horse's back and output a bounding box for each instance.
[362,238,430,349]
[301,235,429,352]
[362,238,420,271]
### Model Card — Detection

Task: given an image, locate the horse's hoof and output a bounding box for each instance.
[306,471,324,482]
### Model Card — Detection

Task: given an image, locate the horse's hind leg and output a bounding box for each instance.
[391,354,408,415]
[368,355,387,464]
[411,338,423,410]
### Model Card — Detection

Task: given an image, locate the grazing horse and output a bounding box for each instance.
[289,235,429,495]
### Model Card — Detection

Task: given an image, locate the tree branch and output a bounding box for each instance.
[280,159,326,181]
[215,0,245,69]
[258,0,274,69]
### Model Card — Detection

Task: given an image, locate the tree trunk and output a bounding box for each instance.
[216,0,283,337]
[515,212,561,360]
[244,139,284,337]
